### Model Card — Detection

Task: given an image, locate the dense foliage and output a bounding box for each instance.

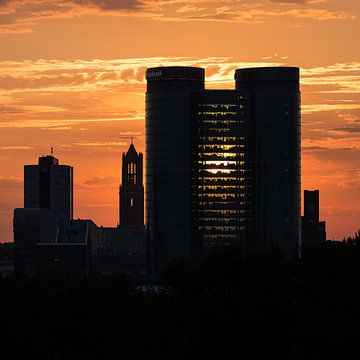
[0,273,182,359]
[2,237,360,359]
[163,243,360,359]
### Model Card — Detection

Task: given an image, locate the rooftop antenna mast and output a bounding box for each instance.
[50,147,54,156]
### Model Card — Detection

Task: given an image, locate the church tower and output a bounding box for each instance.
[119,142,144,231]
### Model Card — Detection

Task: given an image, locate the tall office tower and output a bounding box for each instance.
[146,67,205,268]
[24,153,73,221]
[302,190,326,247]
[146,66,301,269]
[304,190,319,222]
[119,142,144,231]
[235,67,301,257]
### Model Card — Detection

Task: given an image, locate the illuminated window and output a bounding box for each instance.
[191,96,253,244]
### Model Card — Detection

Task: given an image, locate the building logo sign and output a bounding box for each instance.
[147,70,162,79]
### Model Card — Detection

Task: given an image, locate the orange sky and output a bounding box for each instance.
[0,0,360,242]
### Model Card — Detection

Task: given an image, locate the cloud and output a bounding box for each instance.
[0,177,21,189]
[0,0,353,32]
[0,0,148,33]
[304,147,360,167]
[176,5,204,13]
[71,0,143,10]
[118,131,142,140]
[338,181,360,190]
[43,126,72,131]
[74,141,128,146]
[178,7,352,23]
[84,175,118,186]
[0,145,33,149]
[303,104,360,114]
[269,0,323,4]
[0,57,359,130]
[331,126,360,134]
[321,206,360,218]
[303,132,360,149]
[0,105,27,114]
[0,56,283,127]
[286,8,353,20]
[269,0,305,3]
[118,131,142,136]
[337,113,360,123]
[302,146,328,151]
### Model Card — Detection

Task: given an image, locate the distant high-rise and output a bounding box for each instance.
[119,142,144,231]
[304,190,320,222]
[302,190,326,247]
[145,66,301,269]
[15,152,73,273]
[24,153,73,221]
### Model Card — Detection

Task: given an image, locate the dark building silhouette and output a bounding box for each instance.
[37,219,104,273]
[235,68,301,256]
[15,153,74,273]
[14,211,104,273]
[304,189,320,222]
[302,190,326,247]
[14,150,146,274]
[0,242,14,275]
[13,208,58,273]
[24,153,73,222]
[146,66,301,270]
[119,142,144,231]
[92,142,146,274]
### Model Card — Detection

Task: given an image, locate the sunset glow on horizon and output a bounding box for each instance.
[0,0,359,242]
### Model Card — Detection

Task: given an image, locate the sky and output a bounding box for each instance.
[0,0,359,242]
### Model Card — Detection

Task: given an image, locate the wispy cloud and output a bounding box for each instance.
[0,57,359,132]
[73,141,128,146]
[0,145,33,149]
[0,56,282,91]
[42,126,72,131]
[303,103,360,114]
[0,56,283,128]
[84,174,118,186]
[301,63,360,94]
[269,0,326,4]
[0,0,354,33]
[0,176,21,189]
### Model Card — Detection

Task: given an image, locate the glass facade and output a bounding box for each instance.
[146,66,301,269]
[236,67,301,257]
[146,67,205,269]
[190,91,254,250]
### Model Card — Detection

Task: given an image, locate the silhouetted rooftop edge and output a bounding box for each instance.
[235,67,299,81]
[146,66,205,81]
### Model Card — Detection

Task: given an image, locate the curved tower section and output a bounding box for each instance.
[146,66,205,270]
[235,67,301,257]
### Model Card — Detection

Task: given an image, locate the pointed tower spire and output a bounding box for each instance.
[119,142,144,231]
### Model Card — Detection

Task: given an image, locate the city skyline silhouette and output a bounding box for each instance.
[1,2,360,358]
[0,0,359,243]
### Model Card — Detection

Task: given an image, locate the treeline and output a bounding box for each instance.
[0,272,181,359]
[2,238,360,359]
